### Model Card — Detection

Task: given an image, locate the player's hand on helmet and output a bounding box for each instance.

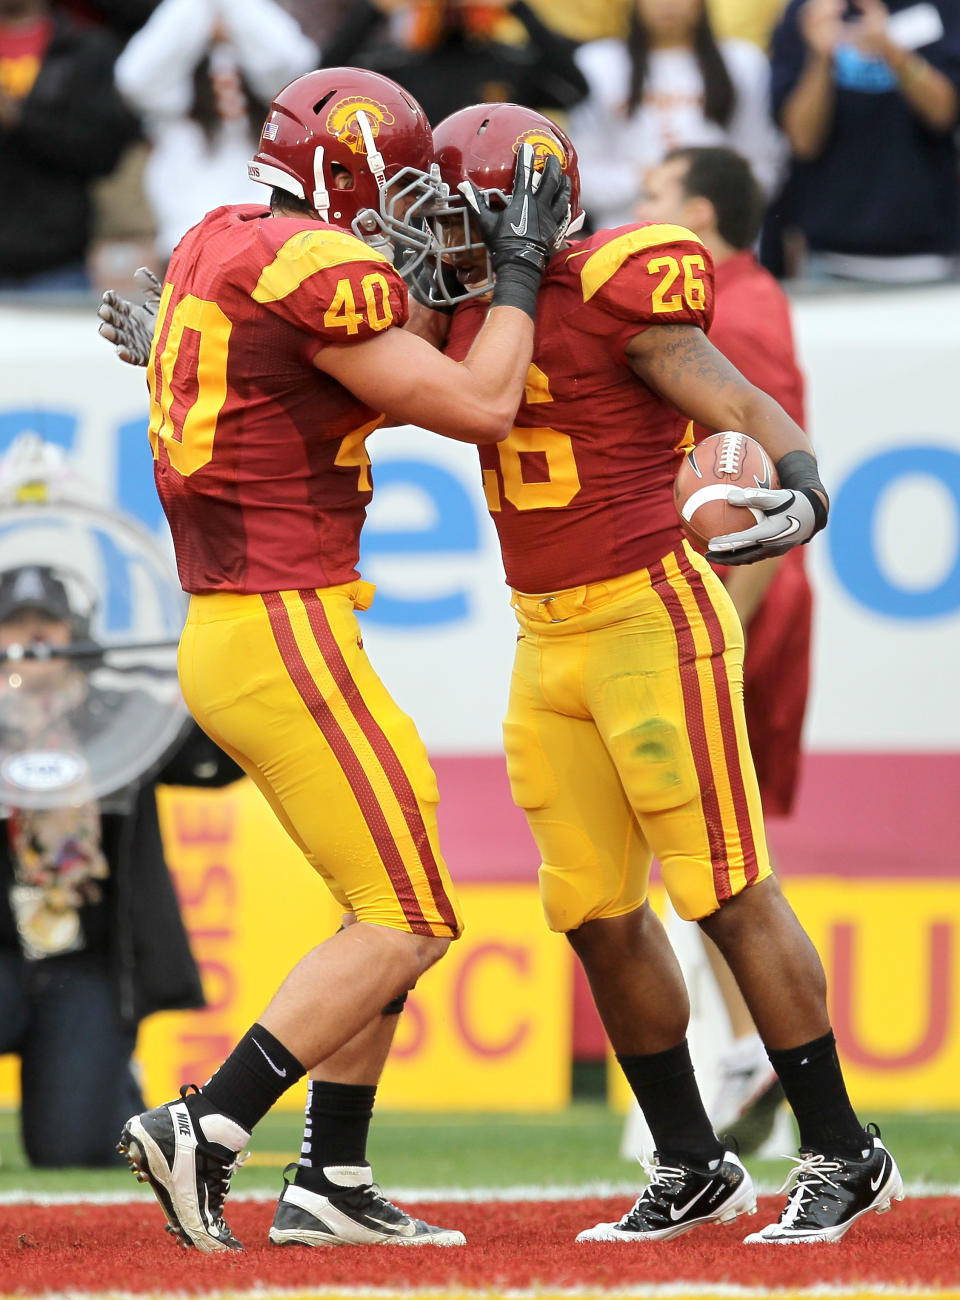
[459,142,572,277]
[705,486,825,565]
[97,266,163,367]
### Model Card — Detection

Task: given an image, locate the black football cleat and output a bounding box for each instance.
[269,1162,466,1246]
[117,1084,248,1252]
[577,1145,756,1242]
[745,1124,904,1243]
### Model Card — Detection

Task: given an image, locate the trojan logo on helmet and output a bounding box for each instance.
[419,102,584,307]
[326,97,396,156]
[512,128,567,172]
[248,68,440,270]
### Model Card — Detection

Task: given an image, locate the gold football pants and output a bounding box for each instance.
[505,543,771,926]
[178,581,462,939]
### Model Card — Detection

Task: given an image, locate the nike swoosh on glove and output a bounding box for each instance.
[705,486,821,565]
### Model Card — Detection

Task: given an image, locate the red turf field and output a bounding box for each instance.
[1,1195,958,1296]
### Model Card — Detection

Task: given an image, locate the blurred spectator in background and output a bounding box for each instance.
[114,0,316,265]
[567,0,784,232]
[277,0,352,47]
[637,144,812,1155]
[769,0,960,282]
[56,0,158,38]
[707,0,788,47]
[0,0,138,293]
[524,0,631,43]
[322,0,587,124]
[0,564,243,1166]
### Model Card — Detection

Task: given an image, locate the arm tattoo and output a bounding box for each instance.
[631,326,739,392]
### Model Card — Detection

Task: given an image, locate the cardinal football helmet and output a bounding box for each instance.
[248,68,439,268]
[420,103,584,306]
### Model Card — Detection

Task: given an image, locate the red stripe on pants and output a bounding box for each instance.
[261,592,433,934]
[650,560,731,903]
[678,552,760,885]
[298,589,459,932]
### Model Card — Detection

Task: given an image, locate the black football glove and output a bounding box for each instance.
[97,265,163,367]
[458,143,571,318]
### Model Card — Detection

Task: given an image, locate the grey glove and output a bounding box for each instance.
[705,486,820,565]
[97,266,163,368]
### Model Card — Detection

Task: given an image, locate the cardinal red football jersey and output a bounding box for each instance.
[148,204,408,594]
[446,222,715,594]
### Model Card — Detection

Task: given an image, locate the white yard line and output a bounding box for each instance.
[0,1180,955,1206]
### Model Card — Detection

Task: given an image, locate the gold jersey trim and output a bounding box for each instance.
[251,229,390,304]
[578,224,705,303]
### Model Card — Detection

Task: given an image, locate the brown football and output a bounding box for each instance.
[674,431,779,553]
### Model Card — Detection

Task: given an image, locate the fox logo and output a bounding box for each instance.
[512,129,566,173]
[326,97,395,155]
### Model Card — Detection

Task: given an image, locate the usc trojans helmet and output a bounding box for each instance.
[421,103,584,306]
[248,67,439,268]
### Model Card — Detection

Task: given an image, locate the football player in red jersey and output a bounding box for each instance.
[421,103,902,1244]
[97,68,571,1253]
[637,145,814,1155]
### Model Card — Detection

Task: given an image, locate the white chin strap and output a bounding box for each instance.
[355,110,386,195]
[311,112,385,223]
[312,145,330,220]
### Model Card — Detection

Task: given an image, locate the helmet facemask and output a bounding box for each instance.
[416,181,502,307]
[351,161,445,275]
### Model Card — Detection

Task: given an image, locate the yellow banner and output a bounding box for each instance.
[1,783,957,1116]
[136,782,571,1112]
[608,879,960,1112]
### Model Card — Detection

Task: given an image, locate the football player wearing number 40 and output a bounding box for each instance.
[97,67,571,1254]
[419,103,903,1245]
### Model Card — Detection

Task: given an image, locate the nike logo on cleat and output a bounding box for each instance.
[176,1114,192,1137]
[252,1038,287,1077]
[870,1160,887,1191]
[669,1184,712,1221]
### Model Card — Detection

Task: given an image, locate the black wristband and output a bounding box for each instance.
[776,450,829,533]
[492,242,550,276]
[491,259,542,321]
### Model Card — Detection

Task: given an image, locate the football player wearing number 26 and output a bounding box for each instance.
[98,68,572,1253]
[429,103,902,1244]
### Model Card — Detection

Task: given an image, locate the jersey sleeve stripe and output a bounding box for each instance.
[649,556,733,904]
[252,229,390,304]
[676,551,764,888]
[298,589,461,934]
[579,224,705,303]
[260,590,437,936]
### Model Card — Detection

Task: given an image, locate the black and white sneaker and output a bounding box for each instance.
[576,1146,757,1242]
[268,1163,466,1247]
[117,1084,249,1253]
[745,1125,904,1243]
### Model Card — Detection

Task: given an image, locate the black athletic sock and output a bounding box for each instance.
[295,1080,377,1190]
[767,1030,867,1158]
[201,1024,306,1133]
[617,1041,724,1168]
